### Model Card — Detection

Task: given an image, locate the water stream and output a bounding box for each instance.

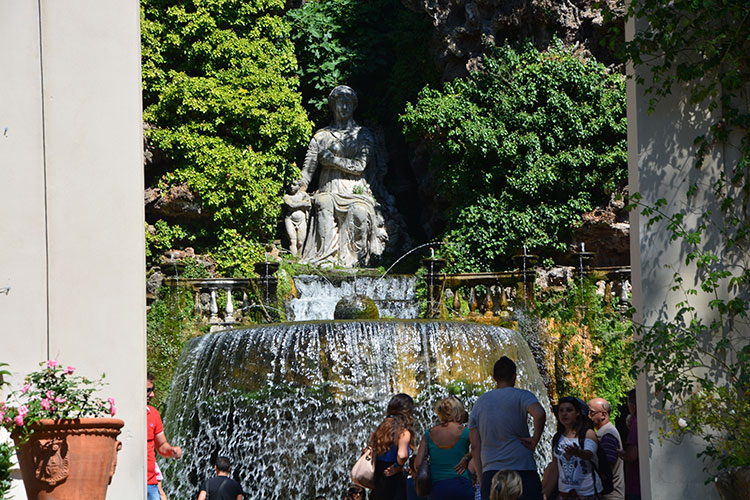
[287,275,419,320]
[161,320,555,500]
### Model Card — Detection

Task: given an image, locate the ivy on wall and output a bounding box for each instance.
[141,0,313,275]
[401,40,627,272]
[533,279,633,414]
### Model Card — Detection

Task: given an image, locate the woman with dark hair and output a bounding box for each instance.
[413,396,474,500]
[370,393,416,500]
[543,397,602,500]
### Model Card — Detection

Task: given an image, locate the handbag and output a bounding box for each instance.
[414,443,431,497]
[351,446,376,489]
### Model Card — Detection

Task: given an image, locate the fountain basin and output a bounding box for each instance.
[162,320,554,499]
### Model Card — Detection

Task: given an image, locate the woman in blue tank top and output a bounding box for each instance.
[370,394,415,500]
[414,396,475,500]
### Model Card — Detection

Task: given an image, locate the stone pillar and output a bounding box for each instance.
[0,1,146,498]
[421,258,446,318]
[253,262,280,306]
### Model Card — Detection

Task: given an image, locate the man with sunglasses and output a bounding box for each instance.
[147,373,183,500]
[587,398,624,500]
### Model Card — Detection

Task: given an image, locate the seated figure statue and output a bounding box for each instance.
[297,85,387,268]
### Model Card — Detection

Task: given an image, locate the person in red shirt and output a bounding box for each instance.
[147,374,182,500]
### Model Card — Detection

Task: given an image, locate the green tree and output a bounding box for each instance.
[287,0,437,127]
[401,41,627,271]
[141,0,313,274]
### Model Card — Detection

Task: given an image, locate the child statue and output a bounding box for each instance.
[283,178,311,256]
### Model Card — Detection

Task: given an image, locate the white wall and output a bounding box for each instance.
[0,1,146,498]
[626,14,732,500]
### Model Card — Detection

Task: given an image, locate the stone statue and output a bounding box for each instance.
[296,85,387,268]
[282,179,311,256]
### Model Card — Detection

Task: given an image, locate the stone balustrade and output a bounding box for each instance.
[161,262,630,326]
[422,259,631,319]
[163,274,278,331]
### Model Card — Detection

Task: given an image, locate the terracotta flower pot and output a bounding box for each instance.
[13,418,124,500]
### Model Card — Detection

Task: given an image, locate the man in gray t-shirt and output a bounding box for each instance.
[469,356,546,500]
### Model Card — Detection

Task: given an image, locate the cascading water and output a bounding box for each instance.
[161,321,555,500]
[287,275,419,320]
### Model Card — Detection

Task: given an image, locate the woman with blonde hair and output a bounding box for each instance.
[370,393,416,500]
[414,396,474,500]
[490,470,523,500]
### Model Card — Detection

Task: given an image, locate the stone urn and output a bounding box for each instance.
[13,418,124,500]
[715,466,750,500]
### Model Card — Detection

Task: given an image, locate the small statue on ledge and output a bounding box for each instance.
[282,179,311,257]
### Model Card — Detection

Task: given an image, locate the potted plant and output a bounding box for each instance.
[0,360,124,500]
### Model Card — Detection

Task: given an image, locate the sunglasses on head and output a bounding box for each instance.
[556,396,583,411]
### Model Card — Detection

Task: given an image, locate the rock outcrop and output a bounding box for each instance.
[400,0,624,80]
[145,184,209,222]
[573,191,630,267]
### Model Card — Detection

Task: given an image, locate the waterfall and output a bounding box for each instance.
[161,321,555,500]
[287,275,419,320]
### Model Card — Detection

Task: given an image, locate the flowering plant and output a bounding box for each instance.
[0,360,116,444]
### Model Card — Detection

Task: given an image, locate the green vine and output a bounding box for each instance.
[607,0,750,475]
[147,286,198,410]
[534,279,633,415]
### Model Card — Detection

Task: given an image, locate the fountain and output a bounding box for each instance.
[287,274,418,320]
[161,320,555,499]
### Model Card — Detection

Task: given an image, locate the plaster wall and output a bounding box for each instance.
[626,15,735,500]
[0,1,146,498]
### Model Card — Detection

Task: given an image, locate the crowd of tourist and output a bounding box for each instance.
[146,357,641,500]
[355,356,640,500]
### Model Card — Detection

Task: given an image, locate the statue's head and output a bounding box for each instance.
[328,85,358,115]
[288,178,301,194]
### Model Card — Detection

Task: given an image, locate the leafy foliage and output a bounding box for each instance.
[607,0,750,474]
[147,287,198,409]
[401,41,627,271]
[287,0,437,127]
[142,0,312,269]
[145,220,190,268]
[629,186,750,472]
[0,440,10,499]
[534,279,633,414]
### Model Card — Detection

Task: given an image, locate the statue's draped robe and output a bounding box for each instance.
[299,125,384,267]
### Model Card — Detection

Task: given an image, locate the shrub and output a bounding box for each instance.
[402,41,627,271]
[142,0,312,270]
[146,286,197,409]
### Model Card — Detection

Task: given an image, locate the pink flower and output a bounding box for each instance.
[46,360,58,369]
[108,397,116,417]
[65,366,75,375]
[14,415,24,426]
[40,398,52,411]
[17,405,29,417]
[46,390,55,399]
[54,396,67,404]
[21,384,30,394]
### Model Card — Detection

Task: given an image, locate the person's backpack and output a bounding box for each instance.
[577,433,614,495]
